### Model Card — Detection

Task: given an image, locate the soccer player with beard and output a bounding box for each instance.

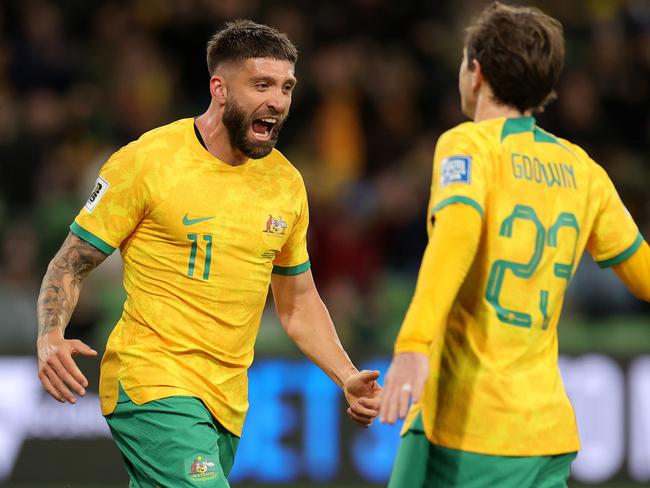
[35,20,381,487]
[379,3,649,487]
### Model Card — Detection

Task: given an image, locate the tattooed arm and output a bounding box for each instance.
[37,232,108,403]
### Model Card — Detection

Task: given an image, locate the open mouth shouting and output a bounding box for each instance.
[252,116,279,142]
[223,97,287,159]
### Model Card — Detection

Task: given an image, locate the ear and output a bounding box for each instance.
[210,75,227,104]
[471,59,483,93]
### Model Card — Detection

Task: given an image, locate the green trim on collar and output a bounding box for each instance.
[500,117,535,141]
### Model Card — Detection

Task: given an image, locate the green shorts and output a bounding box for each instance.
[389,414,577,488]
[105,385,239,488]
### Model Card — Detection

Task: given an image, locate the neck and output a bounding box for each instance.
[472,88,531,123]
[195,101,248,166]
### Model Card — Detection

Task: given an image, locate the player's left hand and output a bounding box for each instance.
[379,352,429,424]
[343,369,382,428]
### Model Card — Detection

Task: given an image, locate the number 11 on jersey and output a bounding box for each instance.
[187,233,213,280]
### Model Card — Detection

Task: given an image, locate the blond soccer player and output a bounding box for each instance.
[379,3,650,487]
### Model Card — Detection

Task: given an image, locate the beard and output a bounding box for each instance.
[222,97,285,159]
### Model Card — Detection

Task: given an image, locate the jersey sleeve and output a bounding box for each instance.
[612,241,650,302]
[71,142,149,254]
[587,164,643,268]
[429,128,487,220]
[272,177,310,275]
[395,203,482,353]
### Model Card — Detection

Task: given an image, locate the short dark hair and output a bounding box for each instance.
[206,20,298,75]
[465,2,565,113]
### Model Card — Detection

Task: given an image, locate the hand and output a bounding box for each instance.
[379,352,429,424]
[37,328,97,403]
[343,369,382,428]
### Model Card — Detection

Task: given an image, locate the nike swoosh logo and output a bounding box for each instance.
[183,214,214,226]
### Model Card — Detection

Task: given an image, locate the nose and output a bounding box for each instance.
[266,90,290,114]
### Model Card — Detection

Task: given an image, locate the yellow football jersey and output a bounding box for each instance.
[72,118,310,436]
[403,116,642,455]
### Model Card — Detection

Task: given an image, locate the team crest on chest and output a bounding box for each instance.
[260,213,290,259]
[263,214,287,237]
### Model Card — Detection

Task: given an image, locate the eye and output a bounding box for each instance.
[283,84,294,93]
[255,82,269,91]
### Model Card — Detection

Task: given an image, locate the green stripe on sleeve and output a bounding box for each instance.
[431,196,484,218]
[597,232,644,268]
[273,260,311,276]
[70,221,116,255]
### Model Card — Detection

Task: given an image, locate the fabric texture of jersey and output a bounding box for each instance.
[71,118,310,436]
[401,116,642,456]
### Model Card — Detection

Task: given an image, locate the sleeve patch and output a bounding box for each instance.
[85,176,110,212]
[440,155,472,187]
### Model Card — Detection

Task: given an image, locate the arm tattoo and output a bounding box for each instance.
[37,232,108,337]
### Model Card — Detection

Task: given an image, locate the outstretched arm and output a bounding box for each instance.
[271,270,381,426]
[380,203,482,424]
[612,240,650,302]
[37,232,108,403]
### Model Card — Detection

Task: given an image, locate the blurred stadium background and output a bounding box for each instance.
[0,0,649,486]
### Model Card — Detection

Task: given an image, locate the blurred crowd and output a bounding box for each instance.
[1,0,649,355]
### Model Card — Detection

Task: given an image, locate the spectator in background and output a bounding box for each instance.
[0,220,39,353]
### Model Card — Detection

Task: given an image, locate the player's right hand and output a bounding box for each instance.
[37,328,97,404]
[344,369,382,427]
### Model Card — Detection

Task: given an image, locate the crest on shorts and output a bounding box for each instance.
[187,455,216,481]
[263,214,288,237]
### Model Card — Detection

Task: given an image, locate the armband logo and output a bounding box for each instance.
[85,176,110,212]
[440,155,472,187]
